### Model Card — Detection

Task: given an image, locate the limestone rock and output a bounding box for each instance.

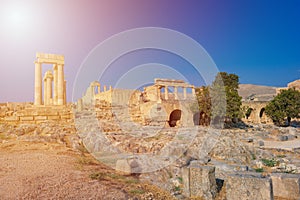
[226,172,273,200]
[182,164,217,200]
[271,173,300,200]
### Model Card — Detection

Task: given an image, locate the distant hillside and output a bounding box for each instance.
[238,84,277,101]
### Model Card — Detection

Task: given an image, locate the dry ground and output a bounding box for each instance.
[0,139,174,200]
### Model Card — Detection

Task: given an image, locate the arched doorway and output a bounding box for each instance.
[169,109,181,127]
[259,108,266,123]
[245,108,253,119]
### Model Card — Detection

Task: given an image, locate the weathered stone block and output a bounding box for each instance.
[115,157,142,174]
[47,116,60,120]
[60,115,71,119]
[4,116,19,121]
[226,173,273,200]
[34,116,47,120]
[20,116,34,121]
[271,173,300,200]
[182,163,217,200]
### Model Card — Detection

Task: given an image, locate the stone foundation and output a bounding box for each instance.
[0,103,73,124]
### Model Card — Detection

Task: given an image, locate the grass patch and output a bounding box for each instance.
[251,153,256,160]
[89,172,105,180]
[276,154,286,158]
[255,168,264,173]
[129,189,145,195]
[177,177,183,183]
[76,156,96,165]
[261,158,277,167]
[89,171,139,184]
[174,186,181,191]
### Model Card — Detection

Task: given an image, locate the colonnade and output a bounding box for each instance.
[157,85,195,101]
[34,53,66,106]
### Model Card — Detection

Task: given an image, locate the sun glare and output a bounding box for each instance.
[0,2,36,38]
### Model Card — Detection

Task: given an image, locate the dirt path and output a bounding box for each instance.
[0,141,130,199]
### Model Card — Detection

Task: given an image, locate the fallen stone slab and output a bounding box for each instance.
[226,172,273,200]
[271,173,300,200]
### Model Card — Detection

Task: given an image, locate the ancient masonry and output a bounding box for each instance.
[34,53,67,106]
[0,53,72,124]
[78,78,197,127]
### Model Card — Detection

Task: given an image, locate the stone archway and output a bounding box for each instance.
[169,109,181,127]
[259,108,265,118]
[259,108,267,123]
[245,108,254,119]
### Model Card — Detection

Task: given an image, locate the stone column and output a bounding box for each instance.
[53,64,58,105]
[43,71,53,105]
[164,86,168,100]
[43,76,47,105]
[98,84,101,93]
[174,86,178,100]
[64,80,67,105]
[103,85,107,92]
[34,62,42,105]
[192,87,196,97]
[183,87,187,99]
[109,85,112,91]
[157,86,162,103]
[57,64,64,105]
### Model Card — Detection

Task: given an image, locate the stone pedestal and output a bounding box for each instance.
[182,163,217,200]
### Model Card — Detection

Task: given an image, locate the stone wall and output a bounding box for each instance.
[242,101,273,124]
[0,102,73,124]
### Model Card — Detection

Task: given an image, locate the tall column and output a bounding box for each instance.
[103,85,107,92]
[174,86,178,100]
[34,62,42,105]
[57,64,64,105]
[64,80,67,105]
[53,64,58,105]
[98,84,101,93]
[192,87,196,97]
[43,77,47,105]
[43,71,53,105]
[157,86,161,103]
[164,86,168,100]
[183,87,187,99]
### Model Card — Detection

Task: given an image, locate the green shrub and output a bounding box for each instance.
[261,158,277,167]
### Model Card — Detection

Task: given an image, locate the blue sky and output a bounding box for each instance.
[0,0,299,102]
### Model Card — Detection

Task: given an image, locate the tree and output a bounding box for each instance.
[195,86,211,116]
[265,88,300,126]
[210,72,242,123]
[193,86,212,126]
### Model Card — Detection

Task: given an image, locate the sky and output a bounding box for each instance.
[0,0,299,102]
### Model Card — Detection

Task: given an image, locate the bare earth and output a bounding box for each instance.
[0,140,173,200]
[0,141,127,199]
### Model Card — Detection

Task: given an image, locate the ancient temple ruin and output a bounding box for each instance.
[34,53,66,106]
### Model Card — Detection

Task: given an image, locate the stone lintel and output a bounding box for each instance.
[35,58,64,65]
